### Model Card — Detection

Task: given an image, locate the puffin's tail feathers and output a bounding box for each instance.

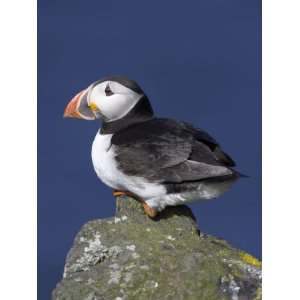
[235,171,249,178]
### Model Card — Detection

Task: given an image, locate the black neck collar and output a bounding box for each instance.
[100,95,154,135]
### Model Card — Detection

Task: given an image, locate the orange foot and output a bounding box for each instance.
[113,190,135,197]
[113,190,158,218]
[143,202,158,218]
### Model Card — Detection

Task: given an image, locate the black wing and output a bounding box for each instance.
[111,118,236,183]
[182,122,236,167]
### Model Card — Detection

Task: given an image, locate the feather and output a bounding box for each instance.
[111,118,236,183]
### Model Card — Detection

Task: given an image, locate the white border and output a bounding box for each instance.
[0,0,37,299]
[1,0,300,299]
[263,0,300,299]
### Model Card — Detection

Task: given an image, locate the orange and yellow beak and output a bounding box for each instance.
[64,89,99,120]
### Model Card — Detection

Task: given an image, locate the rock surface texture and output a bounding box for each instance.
[52,196,262,300]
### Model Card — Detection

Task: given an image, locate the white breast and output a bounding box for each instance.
[91,132,166,199]
[91,133,121,190]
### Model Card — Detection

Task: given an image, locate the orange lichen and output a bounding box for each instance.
[239,252,262,268]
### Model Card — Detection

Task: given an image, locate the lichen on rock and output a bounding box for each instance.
[52,196,261,300]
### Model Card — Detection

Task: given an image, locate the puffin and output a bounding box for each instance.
[64,76,240,218]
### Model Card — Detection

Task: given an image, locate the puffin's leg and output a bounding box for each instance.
[112,190,158,218]
[142,202,158,218]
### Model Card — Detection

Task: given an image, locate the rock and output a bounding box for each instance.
[52,196,261,300]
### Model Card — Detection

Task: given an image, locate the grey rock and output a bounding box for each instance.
[52,196,261,300]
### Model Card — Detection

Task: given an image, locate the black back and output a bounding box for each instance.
[110,118,236,183]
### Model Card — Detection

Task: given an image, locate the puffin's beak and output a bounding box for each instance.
[64,89,97,120]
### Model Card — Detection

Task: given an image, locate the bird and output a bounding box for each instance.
[64,76,240,218]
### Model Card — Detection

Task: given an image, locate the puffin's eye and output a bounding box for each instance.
[105,84,114,96]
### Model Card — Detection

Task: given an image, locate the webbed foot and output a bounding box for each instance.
[113,190,158,218]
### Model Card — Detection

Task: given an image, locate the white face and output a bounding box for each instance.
[88,81,143,122]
